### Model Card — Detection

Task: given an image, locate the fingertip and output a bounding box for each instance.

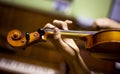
[65,20,73,24]
[53,20,64,27]
[54,27,59,34]
[53,27,61,40]
[43,23,55,29]
[46,23,52,26]
[53,19,64,24]
[53,19,58,24]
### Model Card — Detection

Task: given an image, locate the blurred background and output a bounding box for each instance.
[0,0,119,74]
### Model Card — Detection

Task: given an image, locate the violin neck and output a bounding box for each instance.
[45,29,98,39]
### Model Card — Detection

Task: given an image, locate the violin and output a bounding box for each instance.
[7,28,120,61]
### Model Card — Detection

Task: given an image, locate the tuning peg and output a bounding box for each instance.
[25,32,30,44]
[37,28,45,39]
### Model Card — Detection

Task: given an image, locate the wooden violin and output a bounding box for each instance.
[7,28,120,61]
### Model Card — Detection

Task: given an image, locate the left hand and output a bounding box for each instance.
[43,19,80,56]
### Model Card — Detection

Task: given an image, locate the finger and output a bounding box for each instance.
[65,20,73,24]
[53,20,68,30]
[43,23,55,29]
[53,27,61,40]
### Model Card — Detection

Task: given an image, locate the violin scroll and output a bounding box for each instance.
[7,29,47,47]
[10,29,22,40]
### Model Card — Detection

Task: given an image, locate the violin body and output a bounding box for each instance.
[86,29,120,61]
[7,29,120,61]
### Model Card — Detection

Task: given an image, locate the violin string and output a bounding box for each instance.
[45,28,98,35]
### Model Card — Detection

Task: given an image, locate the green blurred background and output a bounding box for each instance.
[0,0,112,19]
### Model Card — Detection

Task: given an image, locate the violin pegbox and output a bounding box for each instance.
[7,29,47,47]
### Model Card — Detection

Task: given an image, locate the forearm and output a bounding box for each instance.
[93,18,120,29]
[109,23,120,29]
[52,38,91,74]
